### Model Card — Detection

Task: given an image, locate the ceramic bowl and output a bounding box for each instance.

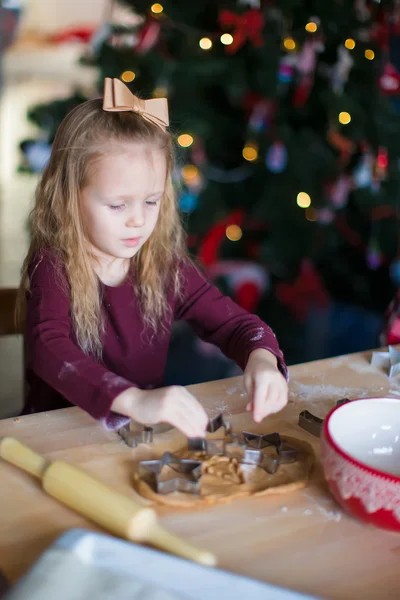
[321,397,400,531]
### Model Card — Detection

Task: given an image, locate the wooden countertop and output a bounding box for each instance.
[1,349,400,599]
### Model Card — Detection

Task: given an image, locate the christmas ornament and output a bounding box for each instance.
[374,147,388,181]
[265,142,287,173]
[390,258,400,287]
[379,63,400,95]
[218,9,264,53]
[327,128,354,163]
[199,210,244,266]
[136,19,161,54]
[278,55,296,84]
[179,192,199,213]
[276,259,330,322]
[332,46,354,94]
[292,75,314,107]
[237,0,261,8]
[109,32,138,48]
[353,153,373,188]
[367,236,382,270]
[207,260,269,312]
[330,175,351,209]
[297,40,318,76]
[317,208,335,225]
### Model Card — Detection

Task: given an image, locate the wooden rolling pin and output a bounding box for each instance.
[0,437,216,567]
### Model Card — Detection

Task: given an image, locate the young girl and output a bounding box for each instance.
[17,78,288,437]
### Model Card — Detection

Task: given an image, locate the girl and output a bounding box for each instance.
[17,78,288,438]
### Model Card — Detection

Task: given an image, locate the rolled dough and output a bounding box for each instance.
[132,436,315,508]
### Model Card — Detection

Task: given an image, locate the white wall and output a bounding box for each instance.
[20,0,108,34]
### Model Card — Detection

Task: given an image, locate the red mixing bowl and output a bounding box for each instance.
[321,397,400,531]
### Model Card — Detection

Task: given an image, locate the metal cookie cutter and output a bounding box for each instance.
[242,431,281,450]
[225,435,281,475]
[139,452,202,495]
[298,410,323,437]
[187,413,232,455]
[118,424,153,448]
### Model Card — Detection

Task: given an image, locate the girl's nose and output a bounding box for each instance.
[125,206,145,228]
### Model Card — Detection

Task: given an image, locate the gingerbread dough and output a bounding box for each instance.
[132,436,315,508]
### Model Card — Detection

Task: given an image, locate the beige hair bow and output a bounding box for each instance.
[103,77,169,130]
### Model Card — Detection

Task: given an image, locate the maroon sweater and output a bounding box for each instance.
[23,251,287,429]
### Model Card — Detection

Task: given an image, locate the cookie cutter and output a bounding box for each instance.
[371,345,400,378]
[118,424,153,448]
[298,398,351,438]
[242,431,281,450]
[139,451,202,495]
[298,410,323,437]
[187,413,232,454]
[336,398,350,407]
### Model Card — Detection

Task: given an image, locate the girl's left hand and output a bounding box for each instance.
[243,349,288,423]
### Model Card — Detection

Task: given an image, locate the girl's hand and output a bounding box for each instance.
[243,349,288,423]
[111,385,208,438]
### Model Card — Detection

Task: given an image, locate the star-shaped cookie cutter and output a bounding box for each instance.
[139,451,202,495]
[118,424,153,448]
[371,345,400,378]
[187,414,232,454]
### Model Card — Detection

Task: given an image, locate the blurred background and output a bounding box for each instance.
[1,0,400,417]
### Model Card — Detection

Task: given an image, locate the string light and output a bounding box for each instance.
[177,134,194,147]
[220,33,234,46]
[283,37,296,51]
[121,71,135,83]
[242,143,258,162]
[305,22,318,33]
[181,164,200,184]
[365,49,375,60]
[305,207,317,222]
[297,192,311,208]
[226,224,243,241]
[345,38,356,50]
[338,111,351,125]
[199,37,212,50]
[151,3,164,14]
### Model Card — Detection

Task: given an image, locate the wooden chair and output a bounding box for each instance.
[0,288,26,412]
[0,288,22,336]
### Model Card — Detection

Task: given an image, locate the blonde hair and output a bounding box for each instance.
[17,98,187,359]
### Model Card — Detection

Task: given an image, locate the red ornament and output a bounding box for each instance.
[235,281,261,312]
[379,63,400,95]
[137,19,161,54]
[218,9,264,54]
[198,210,244,266]
[383,291,400,345]
[292,75,313,107]
[276,260,330,321]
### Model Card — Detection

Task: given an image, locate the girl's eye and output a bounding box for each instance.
[109,205,124,211]
[146,200,158,206]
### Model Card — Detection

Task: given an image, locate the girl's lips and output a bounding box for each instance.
[122,237,141,247]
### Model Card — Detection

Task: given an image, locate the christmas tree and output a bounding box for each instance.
[20,0,400,362]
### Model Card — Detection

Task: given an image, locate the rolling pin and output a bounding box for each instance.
[0,437,216,567]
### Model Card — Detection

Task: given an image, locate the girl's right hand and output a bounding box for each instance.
[111,385,208,438]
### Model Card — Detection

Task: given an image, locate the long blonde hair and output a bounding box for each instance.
[17,98,187,359]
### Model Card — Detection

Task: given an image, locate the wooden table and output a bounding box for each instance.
[1,349,400,600]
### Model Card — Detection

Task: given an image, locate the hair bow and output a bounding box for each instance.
[102,77,169,129]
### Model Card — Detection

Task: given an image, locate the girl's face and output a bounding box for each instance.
[80,143,167,264]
